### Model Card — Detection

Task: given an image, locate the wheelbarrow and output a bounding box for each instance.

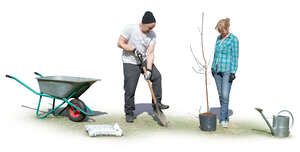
[6,72,100,122]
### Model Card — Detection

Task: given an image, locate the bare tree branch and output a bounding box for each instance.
[189,44,205,68]
[192,66,204,74]
[208,54,212,66]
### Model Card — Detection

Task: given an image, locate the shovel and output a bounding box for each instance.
[137,54,168,127]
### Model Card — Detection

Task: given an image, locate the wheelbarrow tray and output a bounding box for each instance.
[36,76,100,98]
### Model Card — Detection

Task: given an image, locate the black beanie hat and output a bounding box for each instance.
[142,11,156,24]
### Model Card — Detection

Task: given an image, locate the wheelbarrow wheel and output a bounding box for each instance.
[66,99,87,122]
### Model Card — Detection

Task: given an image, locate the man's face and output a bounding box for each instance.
[140,23,156,34]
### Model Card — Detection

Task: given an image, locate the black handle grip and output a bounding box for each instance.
[6,75,12,78]
[137,54,143,62]
[137,53,147,68]
[34,72,44,78]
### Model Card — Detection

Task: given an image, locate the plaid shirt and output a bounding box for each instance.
[211,33,239,74]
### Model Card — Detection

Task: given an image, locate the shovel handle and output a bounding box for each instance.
[142,66,160,115]
[137,53,143,62]
[143,66,157,105]
[138,55,162,116]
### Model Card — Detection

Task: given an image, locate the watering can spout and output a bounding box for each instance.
[255,108,275,135]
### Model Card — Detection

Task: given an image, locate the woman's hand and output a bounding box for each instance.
[229,73,235,83]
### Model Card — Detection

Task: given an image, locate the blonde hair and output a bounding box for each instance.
[215,18,230,33]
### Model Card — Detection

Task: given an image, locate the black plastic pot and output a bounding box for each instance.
[199,112,216,131]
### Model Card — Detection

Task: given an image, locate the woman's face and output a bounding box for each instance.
[218,27,228,36]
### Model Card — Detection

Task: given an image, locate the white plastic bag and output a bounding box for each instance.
[84,123,123,137]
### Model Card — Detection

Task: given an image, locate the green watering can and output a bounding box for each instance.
[255,108,294,137]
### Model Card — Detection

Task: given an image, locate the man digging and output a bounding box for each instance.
[117,11,169,123]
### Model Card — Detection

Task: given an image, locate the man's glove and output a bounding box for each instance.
[144,69,152,80]
[133,48,143,57]
[229,73,236,83]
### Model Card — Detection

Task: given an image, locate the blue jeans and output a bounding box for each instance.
[212,70,232,122]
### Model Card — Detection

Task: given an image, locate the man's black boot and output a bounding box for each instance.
[126,113,134,123]
[152,102,169,110]
[158,102,169,109]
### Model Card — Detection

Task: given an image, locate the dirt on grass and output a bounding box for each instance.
[25,110,278,139]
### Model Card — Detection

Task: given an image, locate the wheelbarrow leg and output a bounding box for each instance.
[36,96,43,119]
[56,105,68,116]
[36,95,50,119]
[36,95,67,119]
[52,99,55,116]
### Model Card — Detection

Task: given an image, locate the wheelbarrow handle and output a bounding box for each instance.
[6,74,41,96]
[34,72,43,78]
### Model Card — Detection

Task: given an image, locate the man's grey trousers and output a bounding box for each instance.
[123,63,162,115]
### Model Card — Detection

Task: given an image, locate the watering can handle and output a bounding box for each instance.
[278,110,294,129]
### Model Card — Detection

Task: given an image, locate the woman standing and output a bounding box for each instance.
[211,18,239,128]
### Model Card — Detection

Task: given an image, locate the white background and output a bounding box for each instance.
[0,0,299,151]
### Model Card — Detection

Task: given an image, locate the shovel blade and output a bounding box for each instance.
[153,109,168,127]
